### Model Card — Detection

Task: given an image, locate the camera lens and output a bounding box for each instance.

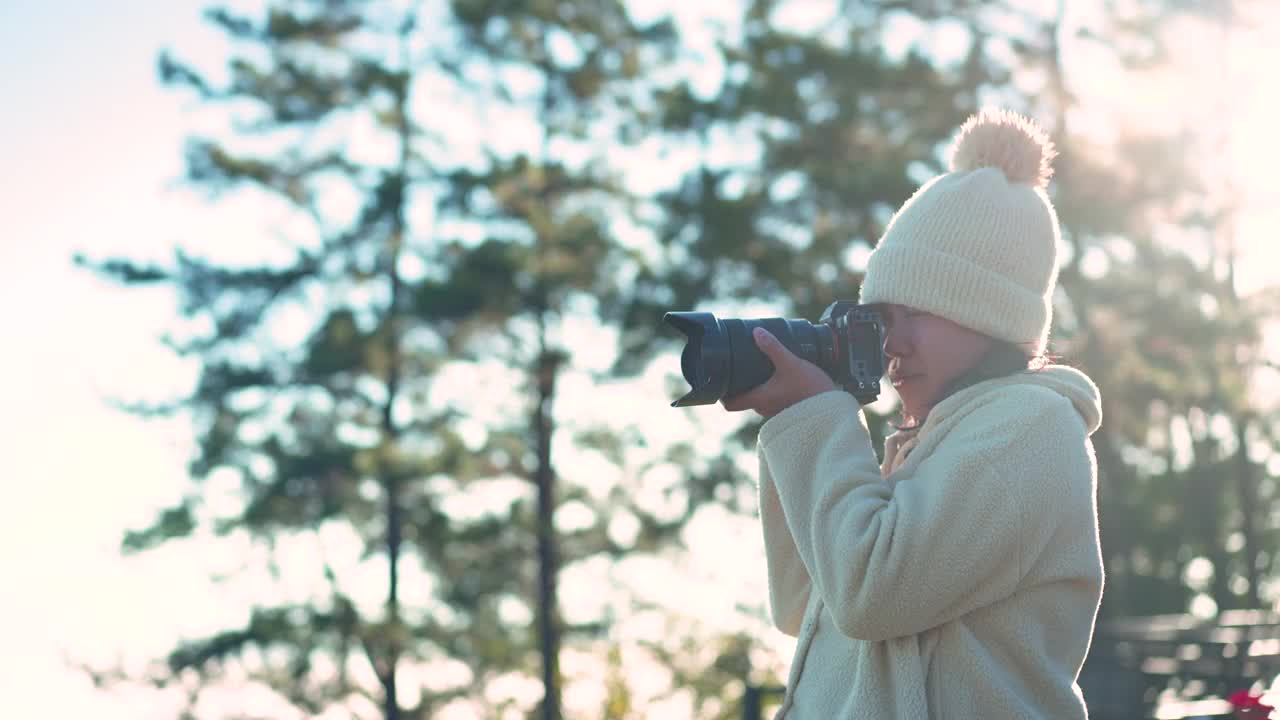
[663,312,833,406]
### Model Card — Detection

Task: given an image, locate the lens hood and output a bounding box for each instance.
[662,312,730,407]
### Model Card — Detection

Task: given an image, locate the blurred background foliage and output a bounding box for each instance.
[75,0,1280,717]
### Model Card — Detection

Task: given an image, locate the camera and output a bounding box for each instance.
[663,301,886,407]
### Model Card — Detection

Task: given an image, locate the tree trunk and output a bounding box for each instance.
[1040,0,1141,618]
[534,313,563,720]
[531,52,564,720]
[1233,415,1263,607]
[378,16,416,720]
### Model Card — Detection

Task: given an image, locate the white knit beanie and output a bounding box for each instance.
[858,107,1061,355]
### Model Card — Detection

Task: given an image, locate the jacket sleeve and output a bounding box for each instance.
[758,442,813,637]
[758,388,1086,642]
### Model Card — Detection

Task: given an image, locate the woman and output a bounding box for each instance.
[724,108,1105,719]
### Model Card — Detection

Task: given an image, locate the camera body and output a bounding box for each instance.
[664,300,886,407]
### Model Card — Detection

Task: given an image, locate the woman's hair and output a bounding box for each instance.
[895,339,1054,431]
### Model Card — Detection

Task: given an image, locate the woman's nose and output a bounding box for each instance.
[883,323,909,359]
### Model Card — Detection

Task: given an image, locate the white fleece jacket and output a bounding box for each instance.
[757,365,1104,719]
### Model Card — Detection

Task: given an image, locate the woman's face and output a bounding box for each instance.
[879,303,992,421]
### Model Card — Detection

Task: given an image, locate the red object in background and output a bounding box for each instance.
[1228,689,1276,719]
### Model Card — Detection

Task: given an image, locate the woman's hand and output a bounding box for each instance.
[721,327,839,418]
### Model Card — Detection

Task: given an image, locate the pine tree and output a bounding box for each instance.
[75,1,693,717]
[1020,0,1279,618]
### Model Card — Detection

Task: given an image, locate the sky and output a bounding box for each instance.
[0,2,227,717]
[3,1,1280,719]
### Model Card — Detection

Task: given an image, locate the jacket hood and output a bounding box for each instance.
[1016,365,1103,434]
[929,364,1103,436]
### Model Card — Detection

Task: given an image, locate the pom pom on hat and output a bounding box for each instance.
[948,107,1056,189]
